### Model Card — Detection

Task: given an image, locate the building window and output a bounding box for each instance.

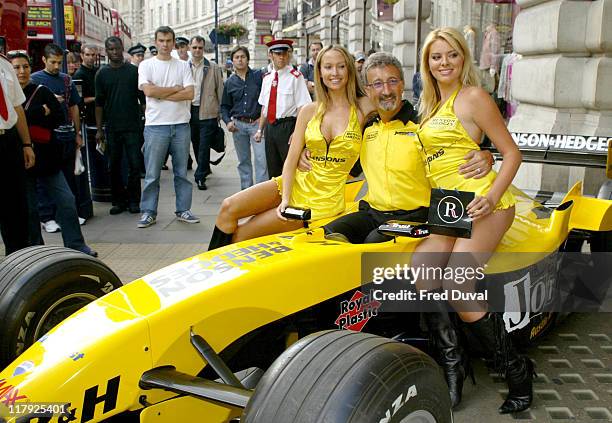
[176,0,181,24]
[167,3,172,25]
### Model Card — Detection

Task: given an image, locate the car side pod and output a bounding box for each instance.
[377,221,431,239]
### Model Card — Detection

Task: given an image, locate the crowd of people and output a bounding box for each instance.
[0,9,533,412]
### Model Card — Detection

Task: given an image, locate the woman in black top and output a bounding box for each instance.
[9,51,97,257]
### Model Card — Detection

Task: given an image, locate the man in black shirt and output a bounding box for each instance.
[71,44,98,220]
[74,45,98,128]
[95,36,145,214]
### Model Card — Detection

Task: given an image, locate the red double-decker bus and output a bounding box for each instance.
[26,0,130,70]
[0,0,28,54]
[111,8,131,49]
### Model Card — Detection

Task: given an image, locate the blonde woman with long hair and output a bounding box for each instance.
[413,27,531,413]
[209,45,374,249]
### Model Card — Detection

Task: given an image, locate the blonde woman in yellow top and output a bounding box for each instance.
[414,27,531,414]
[209,45,374,249]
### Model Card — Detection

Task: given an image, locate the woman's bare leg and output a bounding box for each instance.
[215,180,282,234]
[446,207,515,322]
[412,234,456,292]
[234,208,304,242]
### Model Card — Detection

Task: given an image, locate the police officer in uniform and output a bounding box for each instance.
[128,43,146,67]
[254,39,311,178]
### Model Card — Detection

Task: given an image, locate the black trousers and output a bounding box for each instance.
[324,200,428,244]
[264,117,296,178]
[107,130,142,207]
[0,128,29,255]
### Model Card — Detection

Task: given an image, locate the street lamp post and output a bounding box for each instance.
[214,0,219,63]
[51,0,67,73]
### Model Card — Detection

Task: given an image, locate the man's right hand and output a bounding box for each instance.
[254,130,263,142]
[55,94,64,104]
[227,121,237,132]
[297,148,312,172]
[95,129,105,144]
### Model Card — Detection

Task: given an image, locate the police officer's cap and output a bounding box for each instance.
[176,36,189,46]
[149,46,158,54]
[128,43,146,56]
[266,39,293,53]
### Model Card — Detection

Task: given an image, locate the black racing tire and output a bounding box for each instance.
[0,246,122,368]
[242,330,452,423]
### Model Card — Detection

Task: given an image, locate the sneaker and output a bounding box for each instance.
[110,205,126,215]
[196,179,207,190]
[41,220,61,233]
[79,217,86,225]
[137,213,156,228]
[79,246,98,257]
[176,210,200,224]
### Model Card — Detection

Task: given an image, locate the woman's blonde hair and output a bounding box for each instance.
[313,45,365,116]
[418,27,480,119]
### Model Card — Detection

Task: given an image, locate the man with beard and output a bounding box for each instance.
[300,52,494,243]
[95,36,145,215]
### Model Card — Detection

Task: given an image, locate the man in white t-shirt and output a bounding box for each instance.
[137,26,199,228]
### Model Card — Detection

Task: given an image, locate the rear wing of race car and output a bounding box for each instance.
[482,133,612,232]
[483,132,611,172]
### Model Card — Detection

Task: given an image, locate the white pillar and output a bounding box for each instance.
[508,0,612,194]
[392,0,431,98]
[348,0,373,53]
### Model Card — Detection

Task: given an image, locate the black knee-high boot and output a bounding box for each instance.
[208,226,233,251]
[467,313,534,414]
[422,300,470,409]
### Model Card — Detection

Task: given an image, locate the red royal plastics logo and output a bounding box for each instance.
[335,290,381,332]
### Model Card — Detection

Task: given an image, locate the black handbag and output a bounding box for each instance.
[209,124,226,165]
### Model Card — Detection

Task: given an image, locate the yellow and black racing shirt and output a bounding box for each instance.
[361,101,431,211]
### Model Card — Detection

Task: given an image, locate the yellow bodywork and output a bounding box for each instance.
[0,181,611,422]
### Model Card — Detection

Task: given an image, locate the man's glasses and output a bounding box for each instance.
[191,46,203,50]
[366,78,401,91]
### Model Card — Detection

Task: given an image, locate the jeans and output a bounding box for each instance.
[27,170,87,251]
[38,142,93,221]
[193,118,219,182]
[141,123,192,215]
[233,119,268,189]
[107,130,142,207]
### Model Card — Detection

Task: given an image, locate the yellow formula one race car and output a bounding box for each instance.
[0,141,611,423]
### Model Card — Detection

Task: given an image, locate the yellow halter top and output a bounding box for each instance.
[275,104,362,220]
[416,87,515,210]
